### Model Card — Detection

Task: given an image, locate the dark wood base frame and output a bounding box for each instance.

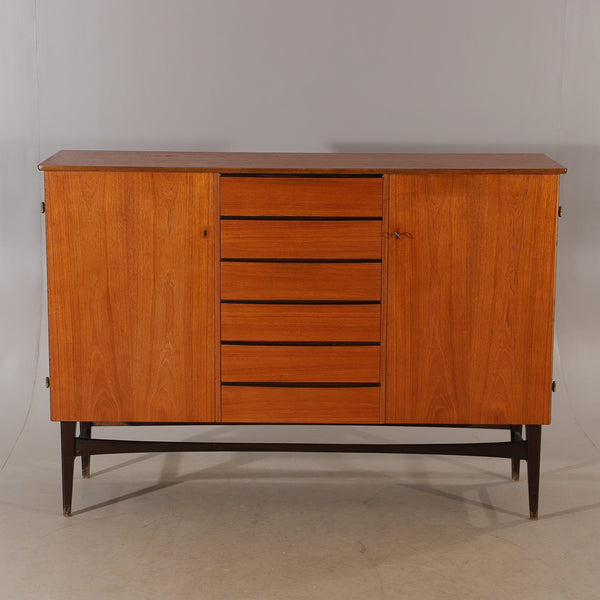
[59,422,541,519]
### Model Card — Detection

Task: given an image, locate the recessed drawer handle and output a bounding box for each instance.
[394,231,413,239]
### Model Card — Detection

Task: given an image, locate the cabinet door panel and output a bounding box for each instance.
[45,171,216,422]
[386,174,558,424]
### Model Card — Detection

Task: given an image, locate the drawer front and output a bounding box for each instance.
[222,345,380,383]
[220,176,383,217]
[221,304,381,342]
[219,175,384,425]
[221,262,381,301]
[221,386,380,424]
[221,220,382,260]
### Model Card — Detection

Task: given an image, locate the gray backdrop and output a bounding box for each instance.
[1,0,599,470]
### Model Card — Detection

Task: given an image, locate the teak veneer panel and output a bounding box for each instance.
[386,174,558,425]
[39,151,567,174]
[220,176,383,217]
[221,304,381,342]
[221,220,382,260]
[221,345,380,383]
[221,262,382,301]
[221,386,380,424]
[45,171,216,422]
[41,152,565,429]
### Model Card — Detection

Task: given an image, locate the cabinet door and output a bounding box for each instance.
[45,172,216,422]
[386,174,559,424]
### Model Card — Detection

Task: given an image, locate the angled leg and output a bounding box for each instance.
[510,425,523,481]
[60,422,77,517]
[79,421,92,478]
[526,425,542,520]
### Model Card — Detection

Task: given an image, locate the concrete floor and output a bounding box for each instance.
[2,402,600,599]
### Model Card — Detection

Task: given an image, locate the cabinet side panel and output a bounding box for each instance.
[386,174,558,425]
[45,171,216,422]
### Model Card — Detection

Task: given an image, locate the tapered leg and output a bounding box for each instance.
[510,425,523,481]
[60,422,77,517]
[526,425,542,520]
[79,421,92,478]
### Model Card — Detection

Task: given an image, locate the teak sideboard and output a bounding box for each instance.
[39,151,566,518]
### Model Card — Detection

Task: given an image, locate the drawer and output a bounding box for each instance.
[221,386,380,423]
[222,345,380,383]
[221,220,382,260]
[221,262,381,301]
[221,304,381,342]
[220,176,383,217]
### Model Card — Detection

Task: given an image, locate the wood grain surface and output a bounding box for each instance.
[386,174,559,425]
[221,262,381,301]
[220,176,382,216]
[43,160,563,429]
[221,304,381,342]
[39,151,567,174]
[379,174,391,423]
[221,220,382,260]
[221,345,380,383]
[221,386,380,423]
[45,171,216,422]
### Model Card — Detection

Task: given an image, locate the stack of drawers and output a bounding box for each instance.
[219,176,384,423]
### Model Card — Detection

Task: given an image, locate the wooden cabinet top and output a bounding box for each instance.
[39,151,566,174]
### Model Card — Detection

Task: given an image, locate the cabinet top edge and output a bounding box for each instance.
[38,151,567,174]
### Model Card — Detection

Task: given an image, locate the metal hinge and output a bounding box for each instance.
[45,376,50,388]
[41,202,46,214]
[552,380,557,392]
[558,206,563,218]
